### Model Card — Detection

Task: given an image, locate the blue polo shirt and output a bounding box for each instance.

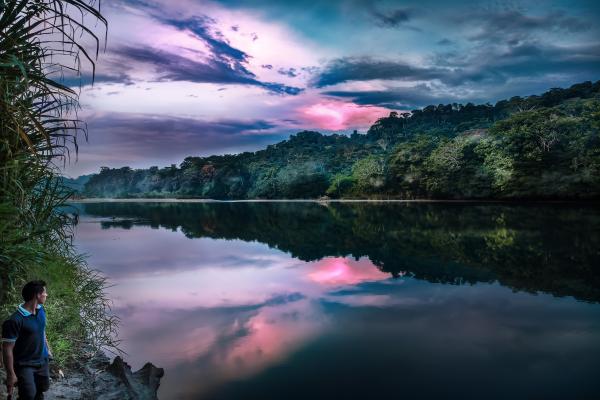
[1,304,49,367]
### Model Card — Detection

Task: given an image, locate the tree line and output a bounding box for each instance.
[81,80,600,200]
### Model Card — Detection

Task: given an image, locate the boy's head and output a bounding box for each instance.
[22,280,48,304]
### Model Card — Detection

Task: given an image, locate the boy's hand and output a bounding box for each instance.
[6,371,17,395]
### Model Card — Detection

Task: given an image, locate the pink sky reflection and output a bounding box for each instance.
[308,257,389,286]
[215,299,327,381]
[75,221,392,397]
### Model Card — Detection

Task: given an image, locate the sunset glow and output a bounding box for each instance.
[300,101,390,131]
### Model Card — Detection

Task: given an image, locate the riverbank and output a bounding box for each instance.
[0,352,163,399]
[70,197,600,204]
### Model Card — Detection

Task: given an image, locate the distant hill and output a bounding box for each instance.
[81,80,600,200]
[62,174,93,193]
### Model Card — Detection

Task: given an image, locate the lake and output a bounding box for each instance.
[70,201,600,399]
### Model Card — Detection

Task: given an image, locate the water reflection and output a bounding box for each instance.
[71,202,600,399]
[77,201,600,302]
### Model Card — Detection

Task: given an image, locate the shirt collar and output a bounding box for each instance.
[17,303,42,317]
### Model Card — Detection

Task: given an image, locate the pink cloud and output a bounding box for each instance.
[299,100,391,131]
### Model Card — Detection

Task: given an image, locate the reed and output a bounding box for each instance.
[0,0,115,366]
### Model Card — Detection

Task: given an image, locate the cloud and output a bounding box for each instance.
[465,9,591,45]
[160,15,251,66]
[323,84,464,109]
[58,72,134,88]
[111,45,303,95]
[437,38,453,46]
[88,112,277,133]
[64,112,290,175]
[70,4,307,96]
[113,45,256,85]
[436,40,600,87]
[309,5,598,107]
[314,38,600,92]
[261,82,304,95]
[278,67,299,78]
[318,39,600,108]
[311,57,442,88]
[370,7,413,28]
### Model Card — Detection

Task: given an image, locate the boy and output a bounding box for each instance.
[2,280,52,400]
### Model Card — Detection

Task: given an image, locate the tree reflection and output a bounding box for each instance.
[78,202,600,302]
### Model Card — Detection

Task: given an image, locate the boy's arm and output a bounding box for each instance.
[2,342,17,393]
[45,333,53,359]
[2,318,20,393]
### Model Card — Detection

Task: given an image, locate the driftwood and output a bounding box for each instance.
[104,356,164,400]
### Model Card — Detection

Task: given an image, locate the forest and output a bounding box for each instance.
[80,80,600,199]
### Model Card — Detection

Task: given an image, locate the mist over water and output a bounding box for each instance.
[71,202,600,399]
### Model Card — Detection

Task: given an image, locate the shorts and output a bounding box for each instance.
[16,362,50,400]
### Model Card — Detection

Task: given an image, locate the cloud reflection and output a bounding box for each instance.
[76,215,392,396]
[307,257,388,286]
[73,212,600,400]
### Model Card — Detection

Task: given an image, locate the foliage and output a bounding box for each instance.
[0,0,116,367]
[82,81,600,200]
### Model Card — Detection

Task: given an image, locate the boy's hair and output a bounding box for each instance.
[22,280,47,302]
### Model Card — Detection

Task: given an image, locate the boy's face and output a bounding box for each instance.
[37,287,48,304]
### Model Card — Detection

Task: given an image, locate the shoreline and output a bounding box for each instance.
[0,352,163,399]
[69,198,600,204]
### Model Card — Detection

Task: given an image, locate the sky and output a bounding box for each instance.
[62,0,600,176]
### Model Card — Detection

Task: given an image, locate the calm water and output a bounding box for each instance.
[70,201,600,400]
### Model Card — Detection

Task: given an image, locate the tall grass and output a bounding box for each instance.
[0,0,116,366]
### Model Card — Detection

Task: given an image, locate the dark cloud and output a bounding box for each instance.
[356,0,416,29]
[113,45,257,85]
[324,72,598,110]
[301,66,319,73]
[89,113,277,134]
[261,64,273,69]
[261,82,304,95]
[68,112,290,175]
[370,7,413,28]
[323,84,464,109]
[466,10,591,45]
[112,45,302,95]
[317,37,600,106]
[315,38,600,90]
[59,73,134,88]
[277,67,299,78]
[311,57,442,88]
[311,5,598,106]
[163,16,249,65]
[436,40,600,87]
[156,16,302,93]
